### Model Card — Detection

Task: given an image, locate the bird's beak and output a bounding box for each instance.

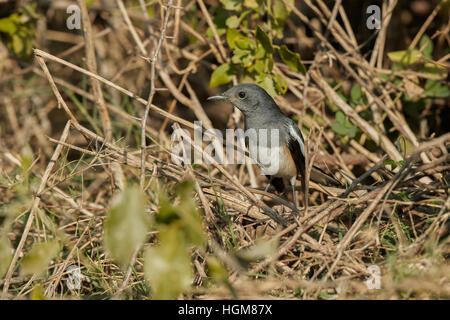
[207,94,228,101]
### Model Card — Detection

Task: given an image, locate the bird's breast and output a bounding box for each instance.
[253,144,297,178]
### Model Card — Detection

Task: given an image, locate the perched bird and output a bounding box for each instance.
[208,83,340,208]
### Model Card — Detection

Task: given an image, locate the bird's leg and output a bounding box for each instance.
[289,176,298,209]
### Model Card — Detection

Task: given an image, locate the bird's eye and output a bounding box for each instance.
[238,91,246,99]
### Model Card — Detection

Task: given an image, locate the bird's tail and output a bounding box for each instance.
[310,166,342,187]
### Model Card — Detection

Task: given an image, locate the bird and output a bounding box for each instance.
[208,83,340,209]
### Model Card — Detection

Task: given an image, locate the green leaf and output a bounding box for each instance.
[210,63,234,88]
[255,27,273,54]
[253,59,264,74]
[21,241,59,276]
[387,49,423,66]
[156,194,179,225]
[219,0,242,11]
[235,37,255,50]
[419,34,433,59]
[11,34,24,55]
[264,55,273,72]
[104,185,150,266]
[331,111,358,138]
[225,11,249,29]
[226,16,240,29]
[350,84,362,104]
[378,73,391,81]
[278,45,306,74]
[226,28,243,49]
[157,181,205,247]
[318,290,337,300]
[254,46,266,59]
[0,235,12,278]
[384,159,398,170]
[257,76,277,97]
[0,16,17,34]
[232,48,249,64]
[424,80,450,98]
[241,53,255,67]
[331,122,347,136]
[335,110,345,123]
[30,285,47,300]
[272,0,290,21]
[264,56,273,73]
[207,256,228,282]
[347,125,357,139]
[243,0,258,9]
[420,63,447,79]
[144,225,193,299]
[173,181,205,247]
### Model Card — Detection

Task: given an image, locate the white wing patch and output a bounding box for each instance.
[288,124,305,156]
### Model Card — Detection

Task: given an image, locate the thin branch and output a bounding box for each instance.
[140,0,176,190]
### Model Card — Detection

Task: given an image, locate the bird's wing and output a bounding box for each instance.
[286,122,307,205]
[287,121,341,188]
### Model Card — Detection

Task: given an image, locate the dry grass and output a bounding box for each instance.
[0,0,449,299]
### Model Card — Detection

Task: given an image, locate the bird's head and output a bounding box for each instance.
[208,83,273,114]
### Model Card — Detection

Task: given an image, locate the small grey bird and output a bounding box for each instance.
[208,83,340,208]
